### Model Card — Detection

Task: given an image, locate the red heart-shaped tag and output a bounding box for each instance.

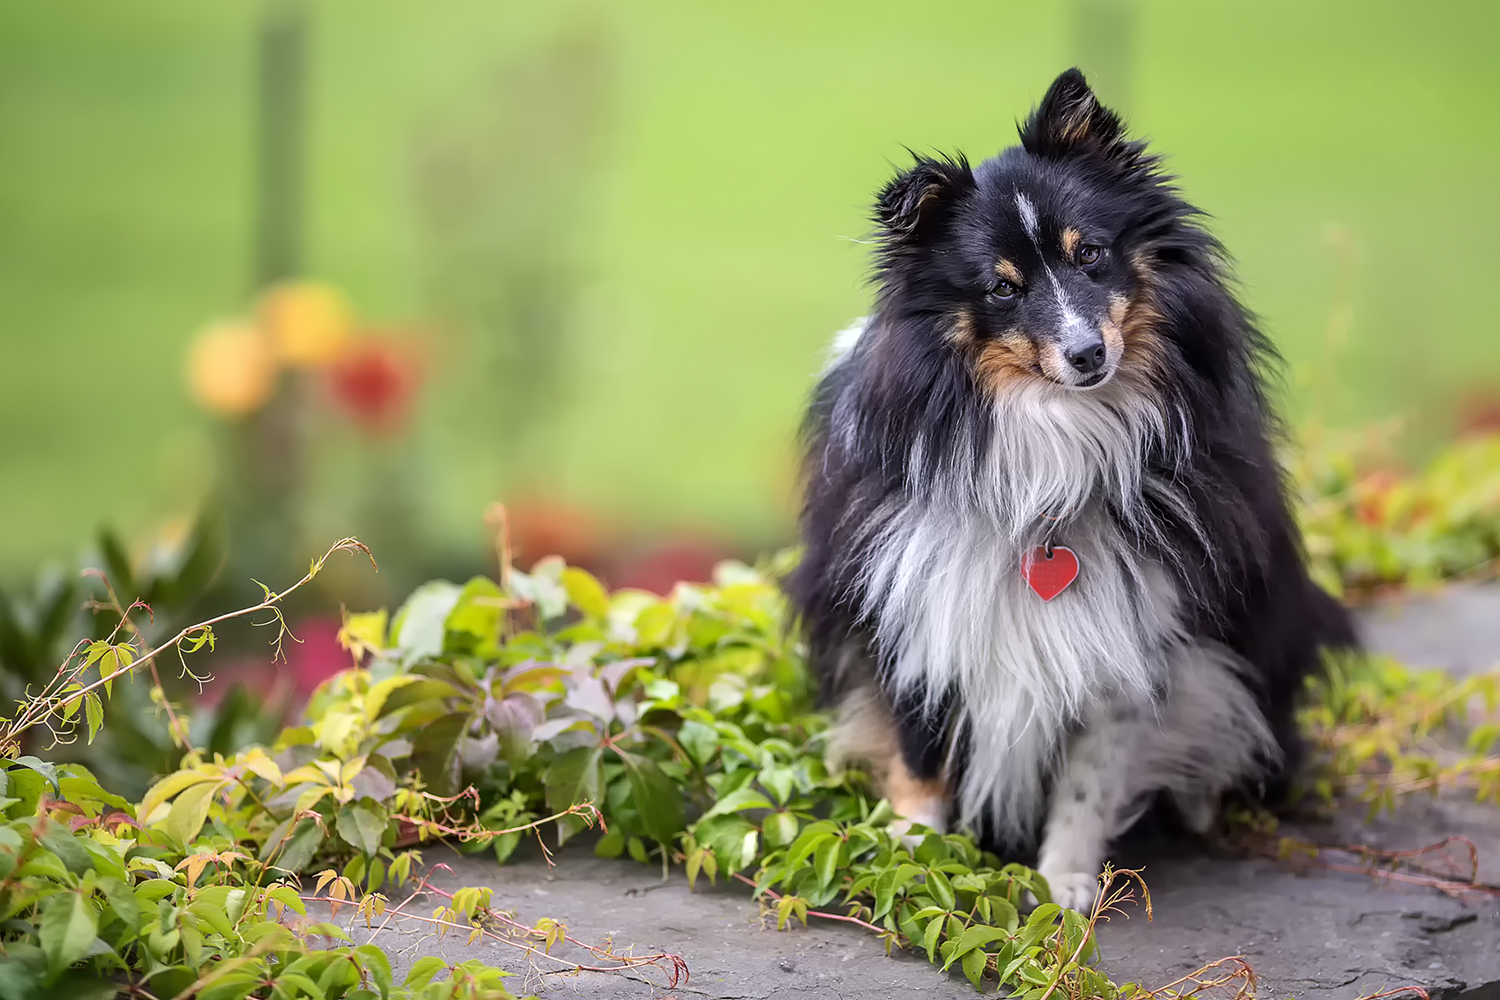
[1020,545,1080,601]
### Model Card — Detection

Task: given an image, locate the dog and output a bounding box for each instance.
[789,69,1356,910]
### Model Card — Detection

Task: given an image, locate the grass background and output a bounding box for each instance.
[2,0,1498,574]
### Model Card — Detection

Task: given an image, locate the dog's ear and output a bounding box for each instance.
[1019,68,1127,160]
[874,154,973,242]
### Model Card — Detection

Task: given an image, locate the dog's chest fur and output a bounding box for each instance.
[852,382,1189,840]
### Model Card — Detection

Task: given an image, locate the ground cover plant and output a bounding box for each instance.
[0,434,1497,998]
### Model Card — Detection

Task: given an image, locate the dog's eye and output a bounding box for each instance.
[992,280,1018,300]
[1077,245,1102,266]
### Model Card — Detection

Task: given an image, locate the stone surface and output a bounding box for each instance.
[338,589,1500,999]
[1358,584,1500,679]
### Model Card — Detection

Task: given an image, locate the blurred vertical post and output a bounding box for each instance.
[231,0,310,591]
[256,0,306,285]
[1073,0,1137,114]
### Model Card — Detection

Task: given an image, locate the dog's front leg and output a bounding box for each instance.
[1035,703,1140,912]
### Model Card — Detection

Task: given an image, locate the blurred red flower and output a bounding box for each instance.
[326,336,422,434]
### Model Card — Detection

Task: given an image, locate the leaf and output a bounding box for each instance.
[39,892,98,971]
[698,786,774,822]
[961,944,988,989]
[139,769,219,822]
[561,567,610,620]
[163,780,220,845]
[762,810,798,849]
[263,818,325,876]
[617,751,685,846]
[409,713,471,799]
[336,799,388,857]
[9,756,60,795]
[404,956,447,989]
[812,838,842,892]
[543,746,603,845]
[593,831,625,859]
[922,914,945,963]
[84,694,103,745]
[944,925,1012,971]
[389,581,463,664]
[353,944,393,1000]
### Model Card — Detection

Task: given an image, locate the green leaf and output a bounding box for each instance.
[698,786,774,822]
[944,925,1011,971]
[593,831,625,859]
[543,746,604,846]
[812,838,842,892]
[335,798,388,857]
[404,956,447,989]
[961,944,988,989]
[8,756,60,795]
[39,892,98,972]
[390,581,463,664]
[926,869,956,910]
[922,914,945,963]
[163,780,219,845]
[37,822,94,877]
[409,712,470,799]
[262,818,324,876]
[617,751,685,846]
[84,694,103,745]
[561,567,610,620]
[762,810,798,849]
[353,945,393,1000]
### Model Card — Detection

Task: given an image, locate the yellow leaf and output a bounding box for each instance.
[140,769,221,822]
[339,756,367,786]
[281,766,332,787]
[240,748,284,787]
[294,785,333,815]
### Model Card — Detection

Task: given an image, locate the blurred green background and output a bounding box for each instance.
[3,0,1499,587]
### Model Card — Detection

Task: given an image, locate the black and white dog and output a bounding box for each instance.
[790,69,1355,909]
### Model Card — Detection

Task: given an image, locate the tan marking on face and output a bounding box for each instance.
[1114,261,1169,396]
[974,331,1043,395]
[1061,227,1082,258]
[1100,292,1128,359]
[994,259,1025,286]
[945,307,979,347]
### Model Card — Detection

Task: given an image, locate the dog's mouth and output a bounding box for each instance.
[1065,366,1114,391]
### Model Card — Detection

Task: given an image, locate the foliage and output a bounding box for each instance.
[0,538,1203,998]
[1301,651,1500,814]
[1295,432,1500,599]
[8,427,1500,998]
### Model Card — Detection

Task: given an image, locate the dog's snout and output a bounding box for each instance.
[1065,340,1106,375]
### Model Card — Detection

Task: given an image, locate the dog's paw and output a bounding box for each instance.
[1035,870,1100,913]
[889,816,943,851]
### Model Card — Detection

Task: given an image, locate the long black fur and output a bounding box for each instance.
[788,69,1356,851]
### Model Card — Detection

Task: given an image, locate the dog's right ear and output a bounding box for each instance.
[874,155,973,242]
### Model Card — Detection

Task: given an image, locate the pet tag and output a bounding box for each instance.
[1020,545,1079,601]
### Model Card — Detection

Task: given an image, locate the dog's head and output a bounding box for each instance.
[872,69,1180,399]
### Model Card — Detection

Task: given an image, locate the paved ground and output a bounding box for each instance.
[334,587,1500,999]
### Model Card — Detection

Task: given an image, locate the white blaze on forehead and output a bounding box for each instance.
[1015,192,1040,243]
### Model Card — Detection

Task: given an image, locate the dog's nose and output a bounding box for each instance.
[1065,340,1106,375]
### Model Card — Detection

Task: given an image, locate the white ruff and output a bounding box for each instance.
[854,378,1193,840]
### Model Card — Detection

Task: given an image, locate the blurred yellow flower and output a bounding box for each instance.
[258,281,353,367]
[185,321,278,416]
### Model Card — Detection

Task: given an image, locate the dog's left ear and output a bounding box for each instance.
[874,154,974,243]
[1019,68,1127,160]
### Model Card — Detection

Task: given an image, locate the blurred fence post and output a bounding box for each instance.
[1074,0,1137,114]
[256,0,306,285]
[230,0,311,594]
